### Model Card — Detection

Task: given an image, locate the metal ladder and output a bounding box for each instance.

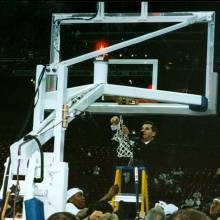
[111,166,150,217]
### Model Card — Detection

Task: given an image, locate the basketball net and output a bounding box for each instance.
[112,116,133,158]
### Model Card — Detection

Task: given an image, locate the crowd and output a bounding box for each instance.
[47,116,220,220]
[0,115,220,220]
[47,187,220,220]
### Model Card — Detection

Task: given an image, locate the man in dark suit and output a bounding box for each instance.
[110,116,159,167]
[133,120,158,168]
[132,121,160,209]
[110,117,160,213]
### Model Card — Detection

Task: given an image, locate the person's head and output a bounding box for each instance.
[141,121,157,142]
[66,188,86,209]
[210,198,220,216]
[47,212,77,220]
[155,201,178,217]
[145,207,165,220]
[169,208,211,220]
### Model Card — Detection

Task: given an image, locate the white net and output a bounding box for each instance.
[111,116,133,158]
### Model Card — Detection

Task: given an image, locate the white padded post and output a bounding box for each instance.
[93,60,108,84]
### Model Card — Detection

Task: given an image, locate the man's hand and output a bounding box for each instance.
[99,184,119,202]
[89,211,104,220]
[122,125,130,135]
[110,116,119,125]
[110,116,130,135]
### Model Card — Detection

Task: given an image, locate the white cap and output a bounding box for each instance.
[66,188,83,201]
[156,201,178,215]
[213,198,220,203]
[163,204,178,215]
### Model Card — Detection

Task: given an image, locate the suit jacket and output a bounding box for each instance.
[133,140,161,170]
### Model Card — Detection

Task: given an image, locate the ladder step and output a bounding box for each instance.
[115,193,142,203]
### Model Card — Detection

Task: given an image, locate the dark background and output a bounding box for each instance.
[0,0,220,207]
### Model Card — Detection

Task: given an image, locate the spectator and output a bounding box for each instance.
[169,208,211,220]
[66,188,85,215]
[209,197,220,220]
[47,212,78,220]
[47,211,111,220]
[145,207,166,220]
[65,185,119,219]
[155,201,178,218]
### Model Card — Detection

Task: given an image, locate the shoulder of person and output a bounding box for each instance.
[99,213,119,220]
[146,141,163,154]
[66,203,81,216]
[149,140,162,147]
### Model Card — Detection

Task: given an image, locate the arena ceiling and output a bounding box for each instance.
[0,1,219,78]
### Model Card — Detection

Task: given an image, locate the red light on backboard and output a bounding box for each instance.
[95,41,109,51]
[147,84,153,89]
